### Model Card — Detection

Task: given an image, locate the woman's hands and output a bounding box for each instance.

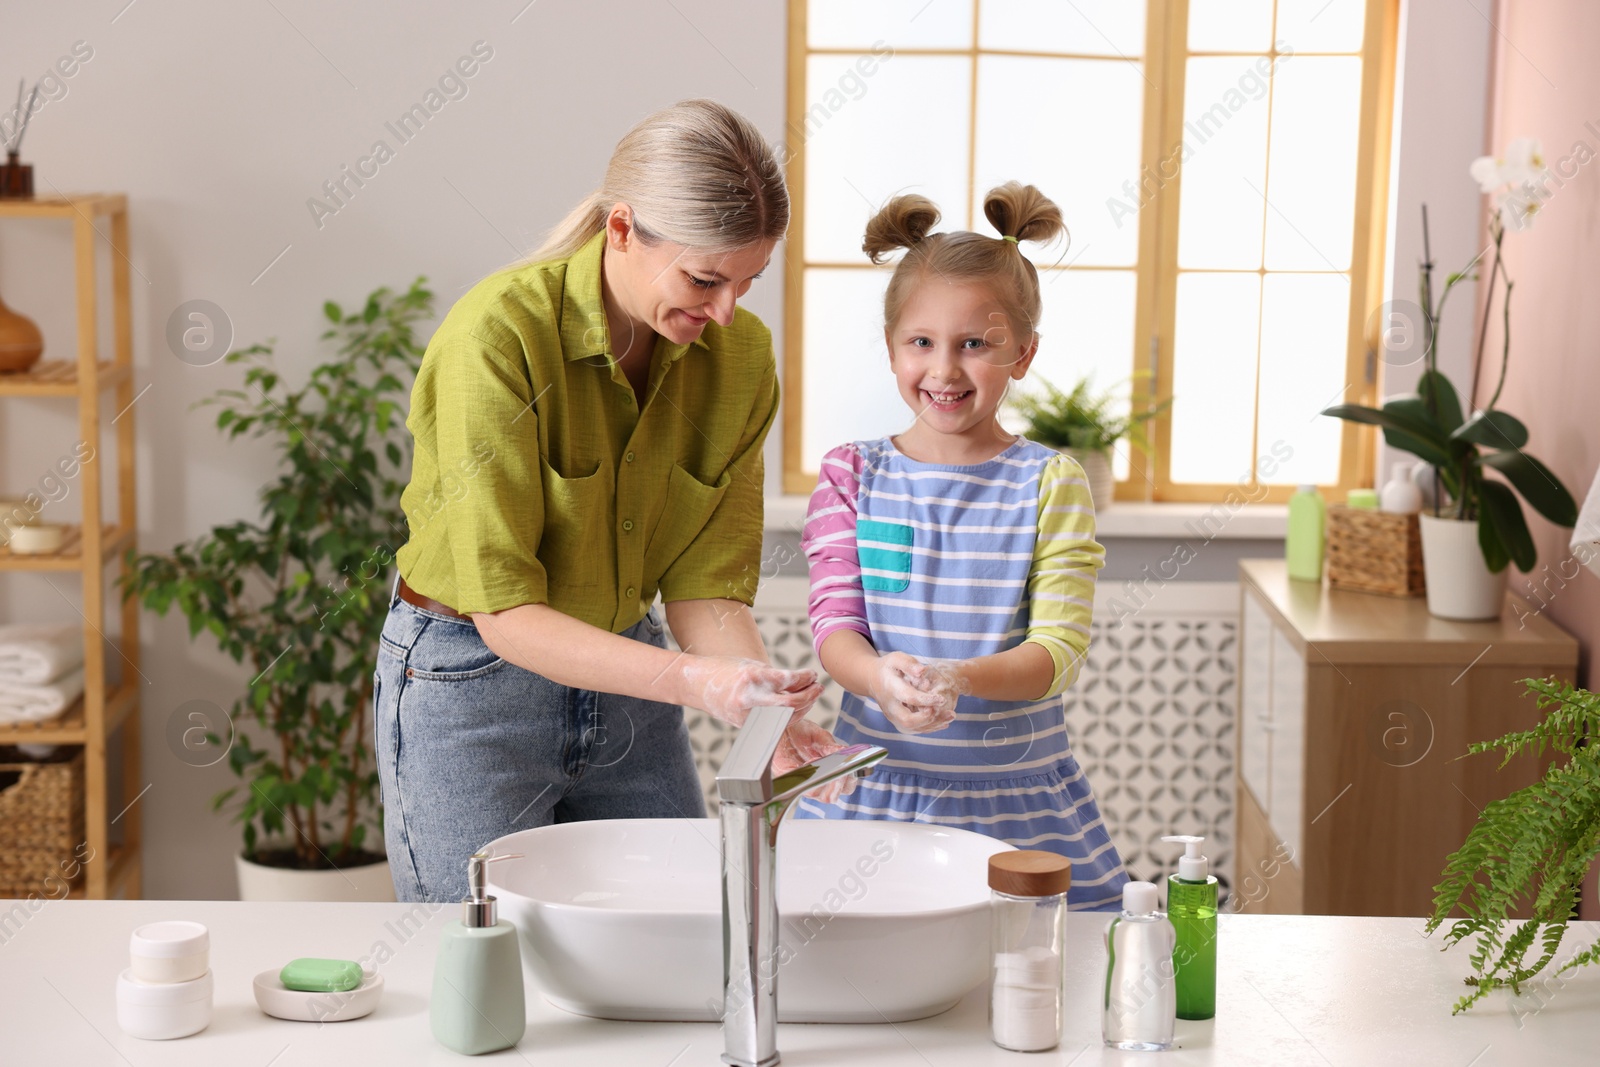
[679,655,822,727]
[772,717,856,804]
[867,652,963,735]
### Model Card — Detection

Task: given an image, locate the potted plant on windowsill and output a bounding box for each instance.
[123,279,432,901]
[1323,140,1577,620]
[1009,373,1166,511]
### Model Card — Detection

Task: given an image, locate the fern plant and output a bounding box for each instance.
[1426,676,1600,1013]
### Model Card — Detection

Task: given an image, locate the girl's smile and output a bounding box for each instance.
[888,278,1037,464]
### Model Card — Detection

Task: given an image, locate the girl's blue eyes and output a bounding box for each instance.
[910,337,988,349]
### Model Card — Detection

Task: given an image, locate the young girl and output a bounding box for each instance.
[797,182,1128,911]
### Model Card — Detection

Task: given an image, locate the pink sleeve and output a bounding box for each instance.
[802,444,872,655]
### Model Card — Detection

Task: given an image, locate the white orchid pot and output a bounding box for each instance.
[235,852,395,902]
[1418,514,1506,621]
[1064,448,1115,513]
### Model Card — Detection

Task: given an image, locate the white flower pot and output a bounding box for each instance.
[1418,514,1506,621]
[1064,448,1115,512]
[235,852,395,902]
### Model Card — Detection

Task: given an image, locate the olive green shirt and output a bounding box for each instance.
[395,231,777,631]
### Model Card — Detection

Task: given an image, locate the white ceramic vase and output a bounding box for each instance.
[1064,447,1115,512]
[234,852,395,902]
[1418,514,1506,621]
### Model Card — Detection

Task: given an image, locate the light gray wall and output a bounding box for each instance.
[1379,0,1494,483]
[1,0,786,901]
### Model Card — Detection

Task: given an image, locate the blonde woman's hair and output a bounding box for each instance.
[863,182,1067,342]
[518,99,789,265]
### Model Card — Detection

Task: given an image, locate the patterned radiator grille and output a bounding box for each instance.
[681,579,1238,894]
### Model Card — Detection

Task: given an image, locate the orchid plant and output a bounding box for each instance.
[1323,139,1577,572]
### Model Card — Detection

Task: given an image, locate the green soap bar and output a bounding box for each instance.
[279,957,363,993]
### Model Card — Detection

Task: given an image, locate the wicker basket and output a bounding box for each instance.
[0,748,85,896]
[1326,505,1425,597]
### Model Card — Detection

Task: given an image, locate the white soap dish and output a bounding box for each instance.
[252,969,383,1022]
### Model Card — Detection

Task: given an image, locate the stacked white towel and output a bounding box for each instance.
[0,624,86,725]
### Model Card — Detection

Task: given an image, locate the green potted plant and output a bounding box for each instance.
[1427,676,1600,1014]
[1009,373,1167,511]
[1324,139,1577,619]
[124,278,432,901]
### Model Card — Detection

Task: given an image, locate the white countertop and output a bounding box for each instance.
[1,900,1594,1065]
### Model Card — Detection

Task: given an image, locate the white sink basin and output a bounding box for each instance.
[484,817,1012,1023]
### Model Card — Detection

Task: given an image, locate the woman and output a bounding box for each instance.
[376,100,836,904]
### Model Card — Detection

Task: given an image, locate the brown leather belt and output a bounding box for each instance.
[397,575,467,620]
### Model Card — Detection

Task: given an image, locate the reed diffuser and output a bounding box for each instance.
[1,78,41,198]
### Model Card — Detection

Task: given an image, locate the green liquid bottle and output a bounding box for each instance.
[1162,834,1217,1021]
[1286,484,1326,582]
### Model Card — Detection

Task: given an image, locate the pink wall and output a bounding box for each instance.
[1483,0,1600,918]
[1480,0,1600,693]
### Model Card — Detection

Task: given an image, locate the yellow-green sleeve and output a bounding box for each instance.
[404,335,549,614]
[1024,452,1105,696]
[655,356,778,606]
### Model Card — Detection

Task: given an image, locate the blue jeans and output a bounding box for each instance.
[373,593,705,904]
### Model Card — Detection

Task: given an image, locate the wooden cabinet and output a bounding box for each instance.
[1234,559,1577,917]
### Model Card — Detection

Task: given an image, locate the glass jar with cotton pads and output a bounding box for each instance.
[129,920,209,983]
[988,851,1071,1052]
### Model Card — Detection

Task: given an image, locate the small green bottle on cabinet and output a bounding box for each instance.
[431,849,526,1055]
[1161,834,1217,1021]
[1285,484,1326,582]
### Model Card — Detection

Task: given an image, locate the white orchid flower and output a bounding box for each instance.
[1469,137,1551,229]
[1501,180,1550,230]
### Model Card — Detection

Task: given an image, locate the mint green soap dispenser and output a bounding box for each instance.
[1161,835,1217,1020]
[1285,484,1326,582]
[431,850,526,1055]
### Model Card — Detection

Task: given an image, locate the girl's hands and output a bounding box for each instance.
[868,652,962,734]
[679,655,822,728]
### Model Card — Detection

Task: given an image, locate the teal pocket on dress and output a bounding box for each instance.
[857,519,914,593]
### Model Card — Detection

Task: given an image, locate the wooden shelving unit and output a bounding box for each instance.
[0,193,142,900]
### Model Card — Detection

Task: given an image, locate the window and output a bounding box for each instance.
[782,0,1398,501]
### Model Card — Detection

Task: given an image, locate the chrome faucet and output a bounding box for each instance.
[716,706,887,1067]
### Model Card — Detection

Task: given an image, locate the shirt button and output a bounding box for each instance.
[625,451,635,463]
[622,519,634,532]
[625,586,636,599]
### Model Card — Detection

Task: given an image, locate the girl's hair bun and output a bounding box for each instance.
[862,194,942,264]
[983,181,1067,247]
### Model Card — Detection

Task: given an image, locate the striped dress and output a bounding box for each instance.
[795,436,1128,911]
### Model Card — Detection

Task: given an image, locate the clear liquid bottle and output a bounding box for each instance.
[988,851,1070,1052]
[1162,834,1218,1020]
[1102,881,1176,1051]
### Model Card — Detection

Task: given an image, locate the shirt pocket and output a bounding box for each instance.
[643,462,730,584]
[538,456,613,593]
[857,519,915,593]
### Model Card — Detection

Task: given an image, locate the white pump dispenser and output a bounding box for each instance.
[1161,835,1209,881]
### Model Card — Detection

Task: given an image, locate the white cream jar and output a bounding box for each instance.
[129,920,209,984]
[116,968,212,1039]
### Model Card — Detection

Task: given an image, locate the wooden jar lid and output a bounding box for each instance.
[988,850,1072,897]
